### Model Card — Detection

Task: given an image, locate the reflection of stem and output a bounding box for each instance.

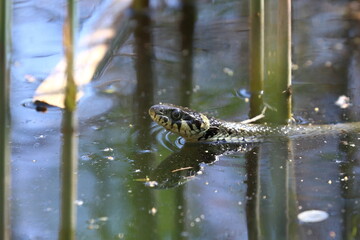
[59,1,78,239]
[179,0,196,107]
[59,110,78,240]
[339,13,360,239]
[245,147,260,240]
[0,0,11,238]
[127,5,158,240]
[133,8,154,149]
[286,141,299,240]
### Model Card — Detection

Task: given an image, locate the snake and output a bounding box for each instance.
[149,103,360,143]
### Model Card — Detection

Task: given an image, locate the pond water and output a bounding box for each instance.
[8,0,360,239]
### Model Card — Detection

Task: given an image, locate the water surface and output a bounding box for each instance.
[9,0,360,239]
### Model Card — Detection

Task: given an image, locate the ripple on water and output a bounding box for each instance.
[150,124,184,151]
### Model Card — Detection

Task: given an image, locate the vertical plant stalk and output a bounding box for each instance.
[276,0,292,121]
[247,1,264,238]
[249,0,264,119]
[253,1,296,239]
[263,0,292,124]
[63,0,77,112]
[0,0,11,239]
[59,0,78,239]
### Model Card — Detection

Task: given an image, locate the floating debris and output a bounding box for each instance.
[103,147,113,152]
[87,216,108,229]
[149,207,157,216]
[329,231,336,238]
[171,166,193,173]
[335,95,351,109]
[292,64,299,70]
[81,154,92,161]
[24,74,37,83]
[324,61,332,67]
[98,216,109,222]
[145,181,158,188]
[75,200,84,206]
[304,60,313,67]
[223,67,234,76]
[340,176,349,182]
[298,210,329,223]
[334,42,344,51]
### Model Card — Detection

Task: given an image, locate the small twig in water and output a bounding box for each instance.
[241,107,267,124]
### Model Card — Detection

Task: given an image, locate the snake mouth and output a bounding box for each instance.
[148,107,156,119]
[149,106,169,126]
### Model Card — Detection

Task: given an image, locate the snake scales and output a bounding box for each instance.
[149,103,360,143]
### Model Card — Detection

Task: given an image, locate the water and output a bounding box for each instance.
[8,0,360,239]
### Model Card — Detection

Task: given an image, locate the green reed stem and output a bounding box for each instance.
[276,0,292,120]
[264,0,292,124]
[247,2,264,238]
[249,0,264,119]
[0,0,11,239]
[64,0,77,111]
[59,0,78,239]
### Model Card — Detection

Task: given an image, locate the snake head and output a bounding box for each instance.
[149,103,210,141]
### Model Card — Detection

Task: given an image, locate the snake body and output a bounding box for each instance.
[149,103,360,143]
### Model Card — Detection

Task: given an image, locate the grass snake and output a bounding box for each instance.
[149,103,360,143]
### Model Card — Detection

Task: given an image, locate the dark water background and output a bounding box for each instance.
[8,0,360,239]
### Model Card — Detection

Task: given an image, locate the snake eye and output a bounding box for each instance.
[171,109,182,121]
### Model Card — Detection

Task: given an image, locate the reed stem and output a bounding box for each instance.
[249,0,265,119]
[264,0,292,124]
[0,0,11,238]
[59,0,78,239]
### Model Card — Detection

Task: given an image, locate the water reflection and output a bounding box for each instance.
[245,146,260,240]
[175,2,196,238]
[341,25,360,237]
[128,5,158,240]
[148,142,254,189]
[9,0,360,239]
[179,0,196,107]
